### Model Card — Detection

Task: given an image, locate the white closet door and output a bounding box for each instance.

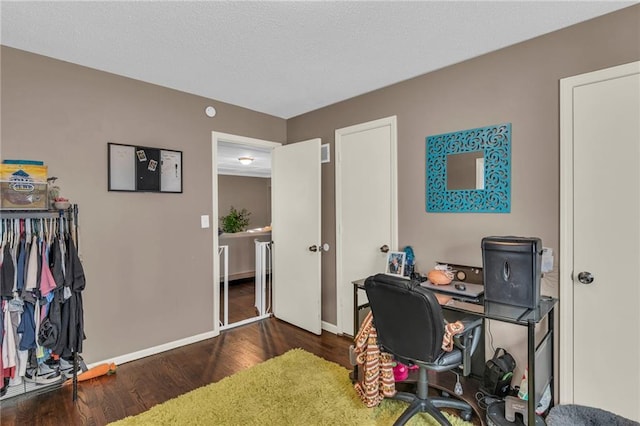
[336,116,398,336]
[560,61,640,421]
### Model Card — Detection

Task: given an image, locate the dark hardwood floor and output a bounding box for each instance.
[0,282,485,425]
[220,278,263,324]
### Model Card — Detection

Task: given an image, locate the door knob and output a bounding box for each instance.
[319,243,330,252]
[380,245,390,253]
[577,271,594,284]
[308,245,318,252]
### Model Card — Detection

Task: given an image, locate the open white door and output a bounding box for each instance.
[271,139,322,334]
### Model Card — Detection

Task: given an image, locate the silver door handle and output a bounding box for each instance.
[380,245,389,253]
[577,271,594,284]
[319,243,330,252]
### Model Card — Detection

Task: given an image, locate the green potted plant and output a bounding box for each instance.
[220,206,251,233]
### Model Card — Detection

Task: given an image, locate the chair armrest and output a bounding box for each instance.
[452,317,483,377]
[457,317,483,334]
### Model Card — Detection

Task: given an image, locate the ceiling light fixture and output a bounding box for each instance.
[238,157,254,165]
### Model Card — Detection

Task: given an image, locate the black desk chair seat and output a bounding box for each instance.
[365,273,483,426]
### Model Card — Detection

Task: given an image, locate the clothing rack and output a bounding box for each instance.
[0,204,84,402]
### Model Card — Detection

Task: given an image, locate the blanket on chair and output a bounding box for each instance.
[353,311,396,407]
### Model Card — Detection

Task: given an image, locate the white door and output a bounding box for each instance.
[336,116,398,336]
[560,61,640,421]
[272,139,322,335]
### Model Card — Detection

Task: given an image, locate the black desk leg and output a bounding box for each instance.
[549,307,555,412]
[528,321,535,426]
[353,285,359,339]
[73,351,78,402]
[352,285,359,382]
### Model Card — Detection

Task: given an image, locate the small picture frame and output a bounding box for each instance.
[385,251,406,277]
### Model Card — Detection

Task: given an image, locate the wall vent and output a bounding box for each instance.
[321,144,330,163]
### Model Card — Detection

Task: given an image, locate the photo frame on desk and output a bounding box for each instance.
[385,251,406,277]
[108,143,182,193]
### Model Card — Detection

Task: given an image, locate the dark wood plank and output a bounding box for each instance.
[0,316,483,426]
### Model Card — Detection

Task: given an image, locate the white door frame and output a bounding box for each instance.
[211,131,282,335]
[335,116,398,335]
[559,61,640,404]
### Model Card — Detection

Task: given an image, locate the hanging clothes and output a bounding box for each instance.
[47,237,65,355]
[0,244,14,299]
[64,235,85,354]
[0,210,86,394]
[15,237,26,292]
[50,234,86,357]
[24,235,39,292]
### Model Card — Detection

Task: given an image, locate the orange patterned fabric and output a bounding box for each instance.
[353,311,396,407]
[441,320,465,352]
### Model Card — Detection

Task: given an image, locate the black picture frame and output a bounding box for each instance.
[108,142,183,193]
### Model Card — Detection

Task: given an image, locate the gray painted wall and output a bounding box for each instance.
[287,5,640,325]
[218,175,271,230]
[286,6,639,380]
[1,5,638,368]
[1,46,286,363]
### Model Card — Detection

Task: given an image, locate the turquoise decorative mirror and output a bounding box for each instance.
[426,123,511,213]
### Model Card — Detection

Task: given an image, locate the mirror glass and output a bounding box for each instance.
[446,151,484,190]
[426,123,511,213]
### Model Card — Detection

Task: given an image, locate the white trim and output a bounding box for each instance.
[213,131,283,150]
[321,321,338,335]
[559,74,574,404]
[85,319,339,371]
[211,132,281,334]
[558,60,640,405]
[335,116,398,335]
[335,138,343,333]
[86,331,217,369]
[212,134,221,338]
[220,313,273,331]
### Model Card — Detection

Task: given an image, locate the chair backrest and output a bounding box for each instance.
[364,273,445,364]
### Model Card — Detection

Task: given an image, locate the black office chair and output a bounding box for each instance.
[364,273,483,426]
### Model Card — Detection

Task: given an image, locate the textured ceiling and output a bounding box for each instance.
[1,1,635,120]
[217,141,272,178]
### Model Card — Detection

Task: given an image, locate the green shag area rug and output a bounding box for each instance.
[111,348,473,425]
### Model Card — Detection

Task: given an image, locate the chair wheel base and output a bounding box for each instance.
[461,410,473,421]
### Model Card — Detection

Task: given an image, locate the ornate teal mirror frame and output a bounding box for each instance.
[426,123,511,213]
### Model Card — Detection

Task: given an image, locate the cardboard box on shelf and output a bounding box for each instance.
[0,163,49,210]
[0,164,48,183]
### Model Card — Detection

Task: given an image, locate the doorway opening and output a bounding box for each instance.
[212,132,281,332]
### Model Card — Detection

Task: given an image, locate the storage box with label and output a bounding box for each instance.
[0,164,48,210]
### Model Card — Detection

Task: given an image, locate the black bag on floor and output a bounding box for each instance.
[483,348,516,397]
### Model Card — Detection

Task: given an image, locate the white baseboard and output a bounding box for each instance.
[89,321,338,370]
[86,330,217,369]
[321,321,338,334]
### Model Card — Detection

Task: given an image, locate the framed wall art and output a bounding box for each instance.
[108,143,182,193]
